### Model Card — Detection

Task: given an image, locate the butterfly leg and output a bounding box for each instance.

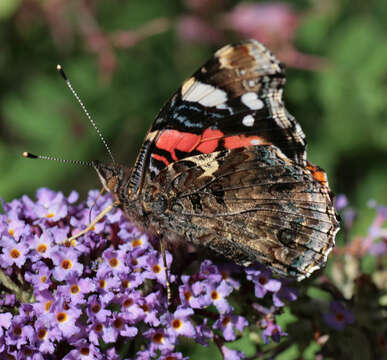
[63,201,119,246]
[160,237,172,306]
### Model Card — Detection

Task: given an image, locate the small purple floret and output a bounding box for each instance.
[323,301,355,331]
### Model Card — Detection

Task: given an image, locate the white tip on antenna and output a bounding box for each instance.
[22,151,93,167]
[57,64,116,164]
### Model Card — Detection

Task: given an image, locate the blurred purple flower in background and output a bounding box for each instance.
[177,0,225,44]
[334,194,348,211]
[334,195,386,259]
[177,16,223,44]
[226,2,298,44]
[323,301,355,331]
[177,1,327,70]
[366,202,387,256]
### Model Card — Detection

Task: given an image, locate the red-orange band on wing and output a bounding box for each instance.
[155,130,201,160]
[196,128,224,153]
[154,128,271,164]
[306,162,328,187]
[151,153,170,166]
[224,135,269,149]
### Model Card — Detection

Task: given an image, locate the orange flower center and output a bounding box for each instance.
[10,248,21,259]
[132,239,142,247]
[184,290,192,301]
[61,259,72,270]
[70,285,80,294]
[37,328,47,340]
[109,258,119,268]
[222,316,231,327]
[91,304,101,313]
[172,319,182,330]
[80,347,90,355]
[152,333,164,344]
[121,280,130,288]
[152,264,161,273]
[113,318,123,329]
[37,244,47,253]
[56,312,67,323]
[211,290,219,300]
[45,300,53,312]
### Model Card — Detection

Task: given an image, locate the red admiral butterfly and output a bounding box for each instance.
[25,39,340,281]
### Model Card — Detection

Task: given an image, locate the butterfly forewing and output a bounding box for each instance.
[129,39,306,195]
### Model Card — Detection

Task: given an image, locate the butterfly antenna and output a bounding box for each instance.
[22,152,94,167]
[56,64,116,164]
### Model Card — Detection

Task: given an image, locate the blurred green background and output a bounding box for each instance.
[1,0,386,228]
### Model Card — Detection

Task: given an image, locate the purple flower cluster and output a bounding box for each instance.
[0,188,296,359]
[323,301,355,331]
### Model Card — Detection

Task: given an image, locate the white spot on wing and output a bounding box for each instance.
[182,80,227,107]
[216,103,233,114]
[241,92,264,110]
[242,114,255,127]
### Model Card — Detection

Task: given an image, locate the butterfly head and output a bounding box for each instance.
[92,161,126,195]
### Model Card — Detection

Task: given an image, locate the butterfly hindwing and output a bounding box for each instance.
[142,145,339,280]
